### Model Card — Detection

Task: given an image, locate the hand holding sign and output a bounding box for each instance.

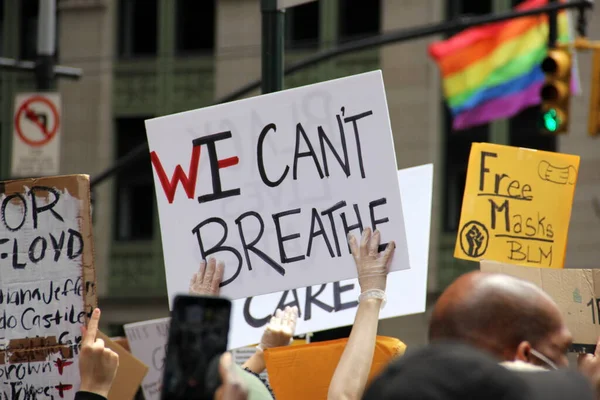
[189,258,225,296]
[349,228,396,293]
[257,306,299,351]
[79,308,120,398]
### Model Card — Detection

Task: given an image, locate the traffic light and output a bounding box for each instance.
[539,48,572,134]
[589,48,600,136]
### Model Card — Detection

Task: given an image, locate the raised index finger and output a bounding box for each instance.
[83,308,100,346]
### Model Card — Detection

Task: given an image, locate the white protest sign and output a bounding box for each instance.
[228,164,433,349]
[145,71,409,302]
[124,318,170,400]
[11,93,62,178]
[0,175,96,399]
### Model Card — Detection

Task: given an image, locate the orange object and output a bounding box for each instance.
[263,336,405,400]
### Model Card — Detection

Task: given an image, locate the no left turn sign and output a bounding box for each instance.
[14,95,60,147]
[11,93,62,177]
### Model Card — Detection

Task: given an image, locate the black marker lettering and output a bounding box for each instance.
[235,211,285,276]
[193,131,241,204]
[343,110,373,179]
[30,186,64,229]
[321,201,347,257]
[293,123,324,180]
[191,217,243,287]
[257,123,289,187]
[341,204,364,253]
[333,282,359,312]
[318,125,349,177]
[306,208,334,258]
[1,193,27,232]
[304,284,333,321]
[28,236,47,264]
[479,151,497,192]
[67,229,84,259]
[243,297,272,328]
[272,208,305,264]
[49,231,65,262]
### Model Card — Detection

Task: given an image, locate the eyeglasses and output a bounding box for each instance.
[530,348,558,370]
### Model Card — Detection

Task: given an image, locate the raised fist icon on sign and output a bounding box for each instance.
[459,221,489,258]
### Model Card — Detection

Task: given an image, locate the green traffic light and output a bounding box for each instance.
[542,108,561,132]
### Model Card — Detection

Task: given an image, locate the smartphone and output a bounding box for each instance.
[161,295,232,400]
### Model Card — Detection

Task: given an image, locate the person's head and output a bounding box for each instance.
[362,343,594,400]
[428,271,572,368]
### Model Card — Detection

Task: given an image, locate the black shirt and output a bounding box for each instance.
[74,392,107,400]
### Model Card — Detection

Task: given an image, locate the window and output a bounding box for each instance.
[115,117,155,241]
[509,106,557,151]
[286,1,319,50]
[338,0,380,43]
[175,0,215,55]
[118,0,158,58]
[442,0,493,233]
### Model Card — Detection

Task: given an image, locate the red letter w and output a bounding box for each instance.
[150,145,201,204]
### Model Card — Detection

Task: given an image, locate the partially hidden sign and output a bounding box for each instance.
[455,143,579,268]
[0,175,97,398]
[480,261,600,350]
[145,71,410,302]
[124,318,170,400]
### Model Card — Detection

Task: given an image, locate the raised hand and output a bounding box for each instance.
[348,228,395,293]
[79,308,119,398]
[257,306,299,351]
[189,258,225,296]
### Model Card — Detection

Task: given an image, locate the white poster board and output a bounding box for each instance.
[11,93,62,177]
[145,71,409,302]
[124,318,170,400]
[227,164,433,349]
[0,175,97,399]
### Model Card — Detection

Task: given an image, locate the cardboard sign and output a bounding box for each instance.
[0,175,97,399]
[480,261,600,348]
[145,71,409,302]
[96,331,149,400]
[455,143,579,268]
[228,164,432,349]
[123,318,170,400]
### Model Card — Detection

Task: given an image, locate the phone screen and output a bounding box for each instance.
[161,295,232,400]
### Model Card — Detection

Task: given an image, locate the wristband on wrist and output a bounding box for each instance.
[358,289,386,309]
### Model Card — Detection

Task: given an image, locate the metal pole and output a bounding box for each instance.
[261,0,285,93]
[89,0,594,188]
[549,0,558,48]
[35,0,56,91]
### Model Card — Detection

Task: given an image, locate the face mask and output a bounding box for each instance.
[529,348,558,370]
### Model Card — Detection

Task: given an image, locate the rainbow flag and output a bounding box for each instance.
[429,0,575,131]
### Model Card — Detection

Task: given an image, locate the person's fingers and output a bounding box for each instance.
[204,258,216,287]
[211,261,225,293]
[348,234,359,259]
[381,241,396,268]
[285,307,298,332]
[189,273,198,290]
[360,228,371,257]
[91,338,105,350]
[594,337,600,359]
[579,353,593,367]
[368,230,380,256]
[219,352,233,384]
[197,260,207,284]
[83,308,100,347]
[275,309,284,320]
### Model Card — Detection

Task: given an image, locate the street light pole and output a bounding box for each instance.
[35,0,57,91]
[261,0,285,94]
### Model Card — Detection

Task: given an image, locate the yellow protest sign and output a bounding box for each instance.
[454,143,579,268]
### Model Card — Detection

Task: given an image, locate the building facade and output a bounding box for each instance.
[0,0,599,347]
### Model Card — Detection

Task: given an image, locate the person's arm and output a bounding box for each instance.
[327,228,395,400]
